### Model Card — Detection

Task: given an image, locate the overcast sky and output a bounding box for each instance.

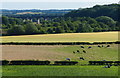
[1,0,119,10]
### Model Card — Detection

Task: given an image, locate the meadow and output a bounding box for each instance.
[1,32,118,43]
[2,66,118,76]
[2,44,118,64]
[1,32,119,76]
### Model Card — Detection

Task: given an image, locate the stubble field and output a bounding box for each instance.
[1,32,118,43]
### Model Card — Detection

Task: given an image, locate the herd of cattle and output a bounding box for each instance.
[2,44,119,68]
[65,44,119,68]
[66,44,111,61]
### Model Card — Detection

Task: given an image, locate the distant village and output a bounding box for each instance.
[23,19,41,24]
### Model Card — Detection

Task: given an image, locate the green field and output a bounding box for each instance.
[1,32,118,43]
[2,44,118,76]
[1,32,119,76]
[2,66,118,76]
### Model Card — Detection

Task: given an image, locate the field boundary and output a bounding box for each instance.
[1,60,120,66]
[1,41,120,45]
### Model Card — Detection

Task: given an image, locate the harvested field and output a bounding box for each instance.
[1,32,118,43]
[2,44,118,64]
[2,45,73,61]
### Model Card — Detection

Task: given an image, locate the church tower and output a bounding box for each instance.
[37,19,40,24]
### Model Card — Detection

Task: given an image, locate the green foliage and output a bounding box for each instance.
[96,16,116,30]
[65,4,119,21]
[2,24,8,29]
[7,25,25,35]
[47,28,54,34]
[24,23,38,34]
[53,22,60,27]
[2,16,9,25]
[1,4,119,35]
[55,26,65,33]
[54,61,78,65]
[2,60,9,65]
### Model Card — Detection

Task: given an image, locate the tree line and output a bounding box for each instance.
[65,4,119,21]
[1,15,119,36]
[1,4,120,36]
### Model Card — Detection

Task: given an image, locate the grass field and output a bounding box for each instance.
[1,32,118,43]
[2,66,118,76]
[2,44,118,64]
[1,32,119,76]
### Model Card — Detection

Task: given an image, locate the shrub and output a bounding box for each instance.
[9,60,50,65]
[2,60,9,65]
[54,61,78,65]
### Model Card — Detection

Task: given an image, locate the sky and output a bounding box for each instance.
[1,0,119,2]
[1,0,119,10]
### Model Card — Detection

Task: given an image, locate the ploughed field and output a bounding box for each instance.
[1,32,118,43]
[2,44,118,64]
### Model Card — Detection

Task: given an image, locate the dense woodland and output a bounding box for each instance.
[1,4,120,36]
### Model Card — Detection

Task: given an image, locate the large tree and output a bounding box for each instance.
[96,16,116,30]
[7,25,25,35]
[25,23,38,34]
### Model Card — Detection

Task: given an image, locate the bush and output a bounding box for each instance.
[10,60,23,65]
[114,61,120,66]
[89,61,114,65]
[2,60,9,65]
[9,60,50,65]
[54,61,78,65]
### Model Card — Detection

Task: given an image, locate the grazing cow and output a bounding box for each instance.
[102,60,106,61]
[103,65,112,68]
[80,57,84,60]
[80,46,84,48]
[106,45,110,48]
[73,51,75,54]
[98,45,101,48]
[77,50,80,53]
[66,58,70,61]
[83,50,86,53]
[88,46,92,49]
[102,45,104,47]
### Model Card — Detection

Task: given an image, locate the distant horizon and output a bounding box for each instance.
[1,8,77,10]
[1,2,119,10]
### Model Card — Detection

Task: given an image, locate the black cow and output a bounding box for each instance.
[102,45,104,47]
[102,60,106,61]
[104,65,112,68]
[98,45,101,48]
[73,51,75,54]
[88,46,92,49]
[80,46,84,48]
[83,50,86,53]
[66,58,70,61]
[77,50,80,53]
[106,45,110,48]
[80,57,84,60]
